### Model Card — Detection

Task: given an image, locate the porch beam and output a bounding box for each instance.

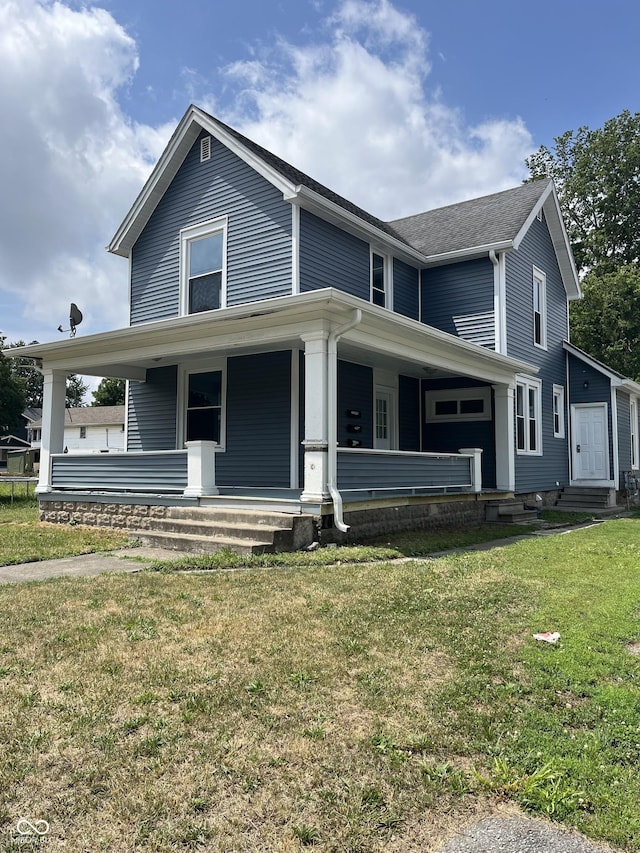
[36,369,67,494]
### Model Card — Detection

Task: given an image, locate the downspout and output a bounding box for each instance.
[327,308,362,532]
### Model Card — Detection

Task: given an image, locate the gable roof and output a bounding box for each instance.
[564,341,640,394]
[29,406,125,430]
[389,179,581,300]
[108,105,418,263]
[108,105,580,298]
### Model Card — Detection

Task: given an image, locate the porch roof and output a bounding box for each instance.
[8,290,536,386]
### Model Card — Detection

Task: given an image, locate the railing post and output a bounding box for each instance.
[184,441,218,497]
[459,447,483,493]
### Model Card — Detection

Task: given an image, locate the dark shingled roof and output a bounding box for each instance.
[388,178,553,257]
[201,109,411,246]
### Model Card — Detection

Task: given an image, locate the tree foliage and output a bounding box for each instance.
[5,341,88,408]
[527,110,640,379]
[92,378,126,407]
[0,334,26,435]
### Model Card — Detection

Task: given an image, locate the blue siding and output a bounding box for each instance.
[506,219,570,492]
[52,451,187,492]
[421,378,496,488]
[338,361,373,448]
[337,450,472,491]
[217,351,291,488]
[393,259,420,320]
[567,353,614,478]
[130,130,292,323]
[617,391,632,477]
[421,258,494,337]
[299,210,370,299]
[399,375,420,451]
[127,366,177,451]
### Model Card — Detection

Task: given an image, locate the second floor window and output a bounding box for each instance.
[371,251,391,308]
[180,219,227,315]
[532,267,547,348]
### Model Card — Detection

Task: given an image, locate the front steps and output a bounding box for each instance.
[485,500,538,524]
[553,486,620,514]
[131,506,316,555]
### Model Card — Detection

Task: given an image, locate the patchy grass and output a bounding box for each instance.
[0,518,639,850]
[0,484,130,565]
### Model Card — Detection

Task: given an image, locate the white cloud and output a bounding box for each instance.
[221,0,533,219]
[0,0,171,340]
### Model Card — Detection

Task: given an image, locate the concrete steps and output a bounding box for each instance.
[554,487,621,514]
[131,506,316,555]
[485,501,538,524]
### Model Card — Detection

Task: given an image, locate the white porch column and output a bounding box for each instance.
[459,447,483,493]
[300,328,330,502]
[184,440,219,497]
[36,369,67,494]
[493,383,516,492]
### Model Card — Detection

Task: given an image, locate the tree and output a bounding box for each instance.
[6,341,88,408]
[0,334,26,435]
[526,110,640,275]
[65,375,88,408]
[92,378,126,407]
[527,110,640,379]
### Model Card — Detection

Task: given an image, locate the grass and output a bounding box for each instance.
[0,516,639,850]
[0,483,130,565]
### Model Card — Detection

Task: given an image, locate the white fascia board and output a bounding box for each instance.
[287,185,428,267]
[108,106,298,258]
[513,183,582,301]
[422,241,513,268]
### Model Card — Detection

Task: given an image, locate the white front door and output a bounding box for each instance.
[571,404,609,482]
[374,387,395,450]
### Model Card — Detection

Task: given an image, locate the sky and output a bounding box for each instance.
[1,0,639,352]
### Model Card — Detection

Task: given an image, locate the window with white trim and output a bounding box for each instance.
[79,426,87,439]
[186,369,223,445]
[180,219,227,315]
[371,251,391,308]
[516,376,542,455]
[425,387,492,423]
[532,267,547,348]
[552,384,565,438]
[631,398,639,469]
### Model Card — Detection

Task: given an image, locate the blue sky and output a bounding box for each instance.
[1,0,639,350]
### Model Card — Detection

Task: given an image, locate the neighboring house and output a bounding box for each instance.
[8,105,640,545]
[0,435,31,469]
[28,406,125,455]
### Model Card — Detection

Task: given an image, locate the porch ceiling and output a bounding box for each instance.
[8,289,535,385]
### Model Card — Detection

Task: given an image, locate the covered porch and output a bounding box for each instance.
[12,289,534,532]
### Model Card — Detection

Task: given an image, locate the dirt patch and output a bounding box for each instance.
[626,641,640,656]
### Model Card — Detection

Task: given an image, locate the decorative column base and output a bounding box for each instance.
[300,442,331,502]
[183,441,219,497]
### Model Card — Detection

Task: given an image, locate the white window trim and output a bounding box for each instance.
[177,359,227,451]
[552,384,565,439]
[516,375,543,456]
[532,266,547,350]
[179,217,228,316]
[631,396,639,470]
[425,387,492,423]
[370,248,393,309]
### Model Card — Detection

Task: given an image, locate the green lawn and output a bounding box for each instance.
[0,515,638,851]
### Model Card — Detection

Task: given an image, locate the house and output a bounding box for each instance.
[0,435,31,469]
[8,105,639,550]
[27,406,125,456]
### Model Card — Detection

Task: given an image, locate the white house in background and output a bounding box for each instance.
[28,406,125,454]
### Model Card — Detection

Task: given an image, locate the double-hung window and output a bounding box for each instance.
[180,218,227,315]
[552,384,565,438]
[532,267,547,348]
[186,370,223,445]
[516,376,542,455]
[371,251,391,308]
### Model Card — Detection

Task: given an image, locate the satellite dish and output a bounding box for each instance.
[57,303,83,338]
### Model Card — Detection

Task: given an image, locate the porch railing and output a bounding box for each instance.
[50,450,189,493]
[337,447,482,496]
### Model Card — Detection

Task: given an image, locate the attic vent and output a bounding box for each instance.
[453,310,496,348]
[200,136,211,162]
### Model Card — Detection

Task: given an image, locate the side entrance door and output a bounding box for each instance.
[571,404,609,482]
